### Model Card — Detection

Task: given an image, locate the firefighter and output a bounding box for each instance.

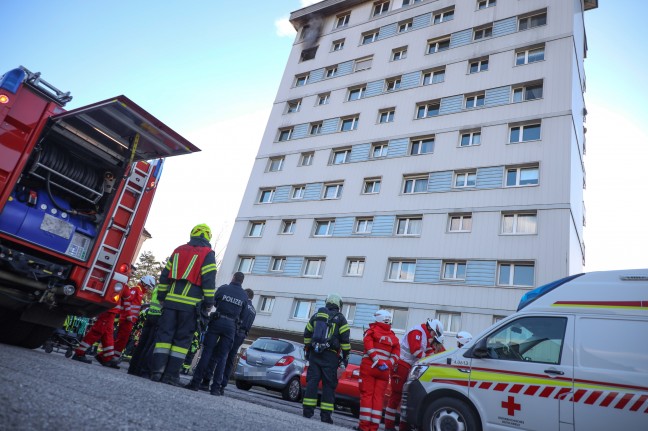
[114,275,156,363]
[150,224,217,386]
[71,280,133,368]
[302,293,351,425]
[127,281,163,377]
[456,331,473,348]
[357,310,400,431]
[384,318,445,431]
[185,272,248,395]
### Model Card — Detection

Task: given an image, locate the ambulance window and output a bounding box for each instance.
[485,316,566,364]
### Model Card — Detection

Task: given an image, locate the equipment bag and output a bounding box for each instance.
[311,307,341,353]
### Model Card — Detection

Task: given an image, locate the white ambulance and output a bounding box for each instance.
[402,268,648,431]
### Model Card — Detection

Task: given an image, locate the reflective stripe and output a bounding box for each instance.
[165,293,201,306]
[320,402,334,411]
[339,323,350,333]
[181,254,199,279]
[360,407,372,413]
[201,263,217,275]
[306,322,313,331]
[170,253,179,279]
[304,338,312,344]
[303,398,317,407]
[170,345,189,355]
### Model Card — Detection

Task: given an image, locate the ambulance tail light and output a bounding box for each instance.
[517,273,584,311]
[275,356,295,366]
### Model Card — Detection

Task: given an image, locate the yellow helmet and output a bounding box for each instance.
[190,224,212,241]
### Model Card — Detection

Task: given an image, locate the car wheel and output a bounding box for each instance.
[281,377,302,402]
[422,397,481,431]
[235,380,252,391]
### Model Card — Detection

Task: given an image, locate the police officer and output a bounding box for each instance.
[127,280,162,377]
[150,224,217,385]
[186,272,248,395]
[302,293,351,424]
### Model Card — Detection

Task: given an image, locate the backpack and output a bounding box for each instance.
[310,307,341,354]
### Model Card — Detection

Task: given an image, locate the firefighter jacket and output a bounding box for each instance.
[212,281,248,322]
[399,323,442,365]
[304,305,351,359]
[157,237,216,311]
[361,321,400,378]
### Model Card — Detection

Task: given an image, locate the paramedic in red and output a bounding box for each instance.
[150,224,216,386]
[71,282,133,368]
[357,310,400,431]
[113,275,156,362]
[384,318,445,431]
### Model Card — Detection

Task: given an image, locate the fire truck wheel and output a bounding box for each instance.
[0,311,34,345]
[422,397,481,431]
[20,324,55,350]
[65,348,74,358]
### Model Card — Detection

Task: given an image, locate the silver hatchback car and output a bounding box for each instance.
[234,337,306,402]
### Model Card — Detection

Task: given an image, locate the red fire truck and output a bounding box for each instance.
[0,66,199,348]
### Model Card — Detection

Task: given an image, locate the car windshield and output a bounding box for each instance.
[250,339,295,354]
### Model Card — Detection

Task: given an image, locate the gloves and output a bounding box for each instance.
[378,362,389,371]
[338,356,348,369]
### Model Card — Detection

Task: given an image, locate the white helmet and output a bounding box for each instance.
[457,331,473,347]
[140,275,156,289]
[426,318,444,344]
[374,309,392,325]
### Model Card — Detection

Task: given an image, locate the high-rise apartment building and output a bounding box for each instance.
[218,0,598,344]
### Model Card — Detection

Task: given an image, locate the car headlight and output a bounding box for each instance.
[408,365,429,382]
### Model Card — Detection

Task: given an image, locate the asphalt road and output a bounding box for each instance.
[0,343,357,431]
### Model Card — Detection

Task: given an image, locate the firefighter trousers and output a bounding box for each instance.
[303,350,339,419]
[74,312,116,363]
[385,360,412,431]
[127,314,159,376]
[150,307,197,382]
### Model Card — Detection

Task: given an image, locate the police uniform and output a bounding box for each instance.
[218,297,256,390]
[302,298,351,424]
[188,276,248,395]
[150,227,216,385]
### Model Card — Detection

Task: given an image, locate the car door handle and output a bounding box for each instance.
[544,369,564,375]
[457,368,471,373]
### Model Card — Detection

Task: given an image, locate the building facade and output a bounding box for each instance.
[218,0,598,344]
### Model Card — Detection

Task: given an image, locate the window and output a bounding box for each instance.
[258,188,275,203]
[293,299,316,319]
[300,47,318,62]
[410,137,434,155]
[378,109,395,123]
[294,74,309,87]
[346,258,365,276]
[422,68,445,85]
[403,176,427,194]
[506,166,539,187]
[473,26,493,40]
[335,12,350,29]
[388,260,416,281]
[391,47,407,61]
[317,93,330,105]
[278,128,292,142]
[292,185,306,199]
[371,142,388,158]
[314,220,335,236]
[373,1,390,16]
[304,258,325,277]
[332,39,345,51]
[323,183,343,199]
[465,94,485,109]
[416,101,440,118]
[238,256,255,273]
[385,77,402,91]
[498,262,535,286]
[493,315,506,324]
[248,221,265,237]
[354,56,373,71]
[512,83,543,102]
[454,171,476,188]
[355,217,374,234]
[341,303,356,324]
[435,313,461,335]
[443,262,466,280]
[398,20,412,33]
[448,214,472,232]
[486,316,566,364]
[403,0,422,5]
[259,296,275,313]
[510,123,541,143]
[281,219,296,234]
[332,148,351,164]
[516,46,545,65]
[460,130,481,147]
[382,307,408,331]
[268,157,284,172]
[271,257,286,272]
[478,0,496,9]
[519,11,547,31]
[310,122,322,135]
[340,116,359,131]
[469,58,489,73]
[362,30,379,45]
[427,37,450,54]
[363,178,381,194]
[299,152,314,166]
[286,99,301,113]
[347,86,366,101]
[396,217,422,235]
[502,212,537,234]
[325,65,338,78]
[433,9,454,24]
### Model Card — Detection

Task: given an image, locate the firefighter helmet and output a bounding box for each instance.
[190,224,212,241]
[325,293,342,309]
[374,309,393,325]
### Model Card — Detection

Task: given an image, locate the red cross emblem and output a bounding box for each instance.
[501,396,521,416]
